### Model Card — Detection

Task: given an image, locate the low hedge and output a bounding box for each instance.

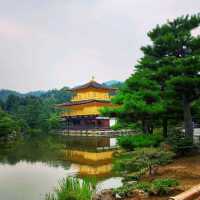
[113,178,179,198]
[117,134,163,150]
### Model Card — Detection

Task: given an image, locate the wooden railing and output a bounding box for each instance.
[60,129,137,137]
[169,184,200,200]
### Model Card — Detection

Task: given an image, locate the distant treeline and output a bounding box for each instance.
[0,88,72,137]
[0,81,122,138]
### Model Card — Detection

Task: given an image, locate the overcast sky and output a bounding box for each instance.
[0,0,200,92]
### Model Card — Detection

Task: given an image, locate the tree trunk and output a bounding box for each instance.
[142,120,153,134]
[148,124,153,134]
[162,117,168,137]
[183,95,193,137]
[142,120,148,134]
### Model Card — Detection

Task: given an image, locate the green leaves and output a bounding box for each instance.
[117,134,163,150]
[0,109,21,137]
[46,177,94,200]
[102,14,200,136]
[150,178,179,195]
[113,147,174,177]
[113,178,179,197]
[102,69,164,132]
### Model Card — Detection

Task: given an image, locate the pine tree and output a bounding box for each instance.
[139,14,200,137]
[102,69,164,134]
[102,14,200,137]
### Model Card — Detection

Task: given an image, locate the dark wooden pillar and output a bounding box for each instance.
[101,119,110,129]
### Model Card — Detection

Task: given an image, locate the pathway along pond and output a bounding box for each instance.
[0,134,120,200]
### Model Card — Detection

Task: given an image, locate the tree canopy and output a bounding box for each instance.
[103,14,200,137]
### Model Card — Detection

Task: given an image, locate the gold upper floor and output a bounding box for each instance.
[61,101,112,117]
[71,88,111,102]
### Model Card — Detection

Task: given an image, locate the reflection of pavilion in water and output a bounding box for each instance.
[62,136,116,177]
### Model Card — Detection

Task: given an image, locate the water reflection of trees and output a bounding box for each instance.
[0,135,70,169]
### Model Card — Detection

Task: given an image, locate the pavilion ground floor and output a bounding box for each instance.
[61,115,115,131]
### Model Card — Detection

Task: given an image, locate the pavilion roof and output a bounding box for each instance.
[56,99,111,107]
[70,80,116,91]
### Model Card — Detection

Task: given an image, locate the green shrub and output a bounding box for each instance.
[117,134,163,151]
[150,178,179,195]
[166,130,194,155]
[113,178,179,198]
[135,182,151,192]
[113,183,135,198]
[45,177,94,200]
[113,147,174,176]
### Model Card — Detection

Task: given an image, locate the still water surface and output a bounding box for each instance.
[0,135,118,200]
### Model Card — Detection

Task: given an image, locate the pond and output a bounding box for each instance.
[0,134,119,200]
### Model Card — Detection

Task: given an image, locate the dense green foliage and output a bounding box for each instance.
[105,18,200,197]
[0,108,22,137]
[101,69,165,134]
[102,14,200,138]
[0,88,71,103]
[165,130,195,155]
[46,177,94,200]
[149,178,179,195]
[0,89,24,102]
[140,14,200,137]
[192,99,200,122]
[136,178,179,195]
[117,134,163,150]
[113,147,174,177]
[0,87,72,137]
[113,178,179,197]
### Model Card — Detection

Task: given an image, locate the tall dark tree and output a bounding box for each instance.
[139,14,200,137]
[103,14,200,138]
[101,69,164,134]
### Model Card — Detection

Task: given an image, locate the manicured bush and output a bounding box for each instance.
[117,134,163,151]
[150,178,179,195]
[135,178,179,195]
[113,147,174,176]
[113,178,179,198]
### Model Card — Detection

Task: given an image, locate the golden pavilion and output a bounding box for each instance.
[57,79,116,130]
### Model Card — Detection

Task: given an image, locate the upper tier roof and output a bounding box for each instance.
[56,99,111,107]
[70,80,116,91]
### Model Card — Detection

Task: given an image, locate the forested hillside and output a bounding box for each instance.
[0,80,121,137]
[0,88,70,102]
[0,80,122,102]
[0,87,72,137]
